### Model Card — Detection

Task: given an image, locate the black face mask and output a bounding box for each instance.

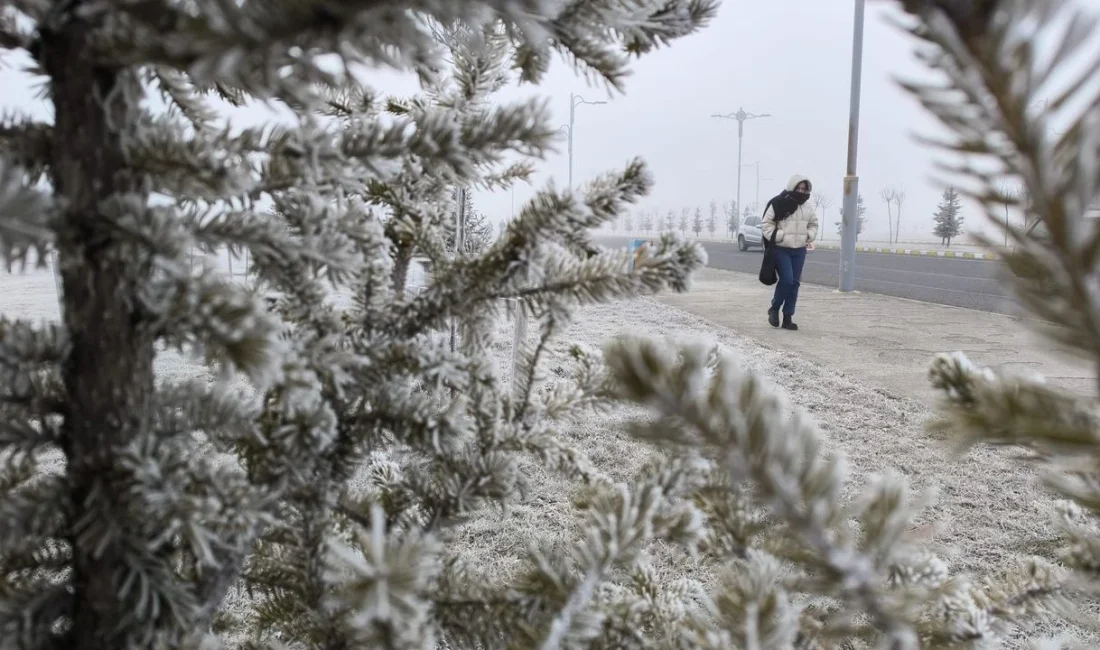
[784,189,811,205]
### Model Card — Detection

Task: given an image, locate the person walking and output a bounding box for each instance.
[761,174,818,330]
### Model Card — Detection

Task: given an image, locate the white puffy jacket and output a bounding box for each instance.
[761,174,819,249]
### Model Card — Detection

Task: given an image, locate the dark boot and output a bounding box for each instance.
[782,313,798,331]
[768,307,780,328]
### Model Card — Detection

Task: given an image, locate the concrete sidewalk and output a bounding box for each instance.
[656,268,1095,405]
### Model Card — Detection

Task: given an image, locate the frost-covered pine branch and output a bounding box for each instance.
[893,0,1100,543]
[230,22,712,646]
[0,0,716,648]
[599,336,1078,648]
[890,0,1100,645]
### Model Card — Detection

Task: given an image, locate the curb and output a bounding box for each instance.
[811,243,998,260]
[609,234,1000,261]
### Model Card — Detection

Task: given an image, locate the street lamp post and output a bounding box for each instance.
[839,0,866,292]
[746,161,773,212]
[712,108,771,228]
[742,163,755,210]
[567,92,607,190]
[754,162,761,210]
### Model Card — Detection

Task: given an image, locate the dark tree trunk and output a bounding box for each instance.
[42,19,158,649]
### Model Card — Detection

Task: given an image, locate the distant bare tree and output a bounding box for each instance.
[812,191,834,241]
[679,207,690,235]
[996,180,1019,246]
[692,207,704,237]
[892,190,906,243]
[1020,186,1034,231]
[707,201,718,236]
[881,188,898,243]
[665,209,676,233]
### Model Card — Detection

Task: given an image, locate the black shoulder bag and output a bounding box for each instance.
[758,199,780,286]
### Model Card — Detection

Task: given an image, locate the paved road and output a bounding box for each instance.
[595,235,1018,315]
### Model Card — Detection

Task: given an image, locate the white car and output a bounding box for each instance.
[737,216,764,251]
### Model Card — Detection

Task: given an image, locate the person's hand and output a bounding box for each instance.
[807,241,816,251]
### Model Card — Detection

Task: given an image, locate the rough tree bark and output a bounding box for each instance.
[41,17,158,649]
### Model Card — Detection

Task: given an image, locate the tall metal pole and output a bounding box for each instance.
[756,170,774,212]
[51,250,63,315]
[752,162,771,212]
[450,187,467,353]
[712,108,771,223]
[457,187,467,253]
[568,94,575,190]
[755,161,760,211]
[567,93,606,191]
[736,121,744,225]
[839,0,866,292]
[741,162,762,212]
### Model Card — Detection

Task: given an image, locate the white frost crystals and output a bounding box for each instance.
[323,505,444,649]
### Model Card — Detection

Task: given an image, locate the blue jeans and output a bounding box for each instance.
[770,246,807,315]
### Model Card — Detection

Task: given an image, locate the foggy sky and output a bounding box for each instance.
[1,1,1094,244]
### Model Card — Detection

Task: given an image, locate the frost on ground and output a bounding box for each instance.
[5,262,1087,644]
[463,299,1063,575]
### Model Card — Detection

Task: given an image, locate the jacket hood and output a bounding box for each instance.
[785,174,811,193]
